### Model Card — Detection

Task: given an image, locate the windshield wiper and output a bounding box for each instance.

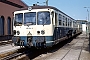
[14,22,22,26]
[25,22,33,26]
[43,17,50,26]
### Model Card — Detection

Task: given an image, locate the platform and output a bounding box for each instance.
[0,44,20,54]
[33,33,90,60]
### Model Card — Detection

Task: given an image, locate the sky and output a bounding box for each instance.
[22,0,90,20]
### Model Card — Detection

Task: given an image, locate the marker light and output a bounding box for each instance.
[41,30,45,35]
[13,30,16,35]
[28,6,32,11]
[17,31,20,35]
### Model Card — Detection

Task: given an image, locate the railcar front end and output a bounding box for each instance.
[12,7,55,48]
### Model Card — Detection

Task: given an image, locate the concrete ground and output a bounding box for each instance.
[33,33,90,60]
[0,44,20,54]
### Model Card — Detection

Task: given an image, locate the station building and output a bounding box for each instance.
[0,0,28,40]
[76,20,88,34]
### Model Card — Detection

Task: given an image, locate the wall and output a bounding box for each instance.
[0,1,27,36]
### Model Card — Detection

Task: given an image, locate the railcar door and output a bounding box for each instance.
[55,12,58,41]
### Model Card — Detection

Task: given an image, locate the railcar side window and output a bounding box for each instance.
[63,16,65,26]
[37,11,50,25]
[14,13,23,26]
[70,20,72,27]
[59,14,62,25]
[24,12,36,25]
[59,20,62,25]
[68,19,70,26]
[66,18,67,26]
[73,20,75,27]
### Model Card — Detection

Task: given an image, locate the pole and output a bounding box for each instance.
[88,10,90,53]
[84,7,90,36]
[87,9,89,22]
[84,7,90,51]
[46,0,48,6]
[87,9,89,36]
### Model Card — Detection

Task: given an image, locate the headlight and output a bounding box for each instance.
[41,30,45,35]
[37,31,40,34]
[17,31,20,35]
[13,30,16,35]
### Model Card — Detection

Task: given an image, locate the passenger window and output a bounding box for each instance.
[68,19,69,26]
[66,18,67,26]
[59,14,62,25]
[70,20,72,27]
[63,16,65,26]
[59,20,62,25]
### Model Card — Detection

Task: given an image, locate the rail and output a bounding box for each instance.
[0,48,26,60]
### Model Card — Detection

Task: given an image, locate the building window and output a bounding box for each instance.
[7,17,11,35]
[0,16,4,35]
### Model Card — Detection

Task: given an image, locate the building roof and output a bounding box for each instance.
[0,0,28,8]
[76,20,88,22]
[8,0,28,7]
[76,20,88,24]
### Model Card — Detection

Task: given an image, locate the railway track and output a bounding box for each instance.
[0,40,12,46]
[1,53,23,60]
[0,48,26,60]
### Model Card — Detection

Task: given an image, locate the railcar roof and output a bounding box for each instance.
[16,5,74,20]
[18,5,60,11]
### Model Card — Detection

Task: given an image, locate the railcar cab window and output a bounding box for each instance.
[24,12,36,25]
[37,11,50,25]
[14,13,23,26]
